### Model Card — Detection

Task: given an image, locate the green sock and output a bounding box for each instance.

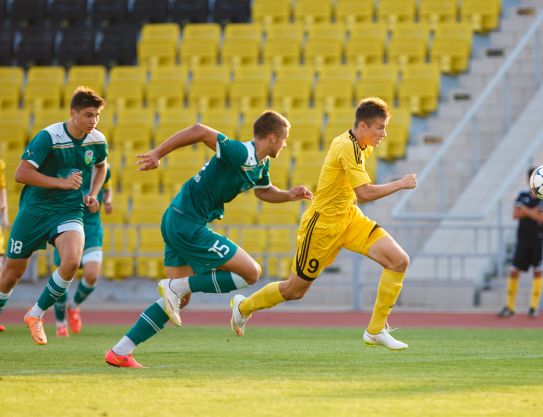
[188,270,248,293]
[126,299,169,345]
[37,269,72,311]
[54,292,68,322]
[73,279,95,306]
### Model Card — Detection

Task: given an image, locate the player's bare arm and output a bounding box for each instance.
[0,184,8,227]
[85,162,107,213]
[254,185,313,203]
[103,188,113,214]
[137,124,220,171]
[14,160,82,190]
[355,173,417,203]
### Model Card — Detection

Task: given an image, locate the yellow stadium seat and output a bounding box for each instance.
[150,65,189,83]
[364,152,377,182]
[158,107,197,123]
[435,21,473,49]
[112,125,152,154]
[23,84,62,111]
[349,22,388,38]
[166,146,208,169]
[180,24,221,68]
[252,0,292,26]
[388,37,427,67]
[398,79,438,115]
[461,0,500,33]
[346,35,385,66]
[224,23,263,41]
[27,66,65,86]
[138,38,177,69]
[116,107,155,128]
[257,211,298,225]
[229,79,269,114]
[377,0,416,28]
[109,65,147,84]
[32,107,70,136]
[106,83,144,111]
[294,149,327,169]
[141,23,180,41]
[96,107,113,139]
[222,38,260,68]
[187,79,227,111]
[382,116,409,160]
[316,63,357,81]
[419,0,457,30]
[0,66,24,86]
[265,22,304,42]
[335,0,374,29]
[314,79,353,112]
[0,108,29,129]
[67,65,106,86]
[294,0,332,25]
[355,79,396,108]
[275,64,314,82]
[0,85,20,110]
[304,39,343,67]
[431,23,472,74]
[155,119,198,144]
[288,124,322,154]
[0,126,27,153]
[191,65,231,84]
[390,21,431,41]
[263,38,301,68]
[272,79,311,113]
[162,167,198,194]
[102,256,134,280]
[306,22,346,41]
[120,168,161,195]
[222,207,256,225]
[360,63,399,83]
[146,80,185,112]
[200,108,240,138]
[402,62,441,93]
[233,64,272,83]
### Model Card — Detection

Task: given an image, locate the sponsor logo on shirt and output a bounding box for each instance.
[85,150,94,165]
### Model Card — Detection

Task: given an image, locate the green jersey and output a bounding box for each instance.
[20,122,108,215]
[83,167,111,225]
[171,133,271,224]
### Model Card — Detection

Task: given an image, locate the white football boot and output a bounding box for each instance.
[230,294,251,337]
[363,324,408,350]
[157,279,183,327]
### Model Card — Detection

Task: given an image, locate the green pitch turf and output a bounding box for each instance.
[1,325,542,417]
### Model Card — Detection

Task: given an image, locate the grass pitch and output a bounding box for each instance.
[1,325,542,417]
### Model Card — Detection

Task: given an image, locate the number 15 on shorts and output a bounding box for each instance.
[208,240,230,258]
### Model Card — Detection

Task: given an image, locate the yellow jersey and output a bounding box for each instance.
[311,130,373,218]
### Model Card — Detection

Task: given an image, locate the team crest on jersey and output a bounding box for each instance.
[84,150,94,165]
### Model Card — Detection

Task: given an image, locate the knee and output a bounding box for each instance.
[84,273,99,286]
[59,258,80,276]
[283,289,305,301]
[242,262,262,285]
[390,252,410,273]
[1,264,25,288]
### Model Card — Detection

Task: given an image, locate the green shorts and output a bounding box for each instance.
[7,209,84,259]
[161,206,237,274]
[53,216,103,267]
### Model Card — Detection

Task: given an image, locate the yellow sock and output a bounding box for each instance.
[529,277,542,310]
[506,276,519,311]
[239,281,285,317]
[367,269,405,334]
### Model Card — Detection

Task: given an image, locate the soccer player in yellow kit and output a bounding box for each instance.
[0,159,9,332]
[230,97,417,349]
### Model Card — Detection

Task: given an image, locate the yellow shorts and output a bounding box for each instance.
[291,205,389,280]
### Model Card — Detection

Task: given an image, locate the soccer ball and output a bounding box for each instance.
[529,166,543,199]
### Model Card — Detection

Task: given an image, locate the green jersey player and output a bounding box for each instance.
[106,110,313,368]
[0,87,108,345]
[53,166,113,337]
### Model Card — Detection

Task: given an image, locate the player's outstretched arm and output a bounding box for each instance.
[15,160,82,190]
[355,173,417,203]
[136,123,220,171]
[254,185,313,203]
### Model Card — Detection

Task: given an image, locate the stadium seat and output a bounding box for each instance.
[222,38,261,68]
[156,108,198,142]
[120,168,161,195]
[112,125,152,155]
[15,27,56,67]
[229,79,269,115]
[10,0,47,27]
[272,79,311,113]
[188,79,227,111]
[380,107,410,160]
[24,85,62,111]
[0,125,27,154]
[287,108,324,153]
[95,24,139,67]
[49,0,88,28]
[179,38,219,68]
[388,37,428,67]
[65,66,107,100]
[109,65,147,86]
[214,0,252,24]
[141,23,180,42]
[335,0,374,29]
[402,63,441,94]
[431,22,473,74]
[264,22,304,42]
[170,0,210,24]
[354,79,396,109]
[398,79,438,116]
[294,0,332,25]
[304,39,343,68]
[106,84,144,111]
[56,27,96,67]
[146,81,184,112]
[32,108,70,136]
[263,38,302,68]
[461,0,500,33]
[252,0,292,26]
[377,0,417,28]
[360,63,399,83]
[314,79,353,113]
[0,67,23,109]
[130,0,170,24]
[90,0,128,27]
[138,39,178,69]
[419,0,457,30]
[116,107,155,129]
[233,64,272,83]
[345,35,385,66]
[200,108,240,138]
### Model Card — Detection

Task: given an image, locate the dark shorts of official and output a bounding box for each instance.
[7,209,84,259]
[161,206,237,275]
[512,239,543,272]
